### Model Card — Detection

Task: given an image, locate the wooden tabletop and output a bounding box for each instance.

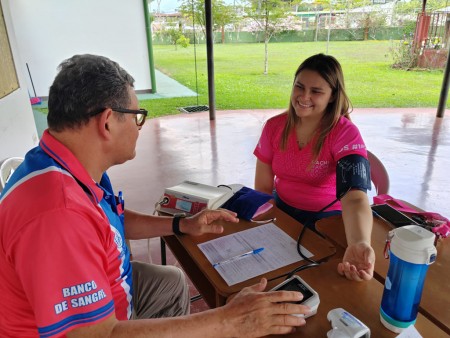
[316,214,450,335]
[268,259,449,337]
[163,206,336,307]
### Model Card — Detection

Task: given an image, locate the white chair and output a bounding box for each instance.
[367,150,390,195]
[366,150,390,206]
[0,157,24,191]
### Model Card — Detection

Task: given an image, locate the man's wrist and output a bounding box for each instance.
[172,215,186,235]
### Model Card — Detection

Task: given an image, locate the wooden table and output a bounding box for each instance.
[268,259,449,337]
[163,206,336,307]
[316,214,450,335]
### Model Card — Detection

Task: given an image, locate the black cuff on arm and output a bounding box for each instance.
[336,154,371,199]
[172,216,185,235]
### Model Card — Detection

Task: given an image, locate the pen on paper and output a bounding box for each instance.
[251,217,276,225]
[213,248,264,268]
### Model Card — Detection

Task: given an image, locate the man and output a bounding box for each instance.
[0,54,310,337]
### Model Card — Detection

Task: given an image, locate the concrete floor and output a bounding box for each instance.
[108,108,450,217]
[106,107,450,313]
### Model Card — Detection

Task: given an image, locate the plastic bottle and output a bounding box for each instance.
[380,225,437,333]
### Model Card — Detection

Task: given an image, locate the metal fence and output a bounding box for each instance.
[152,27,405,45]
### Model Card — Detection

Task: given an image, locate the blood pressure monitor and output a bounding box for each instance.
[270,275,320,318]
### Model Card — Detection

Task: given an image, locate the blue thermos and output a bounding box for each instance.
[380,225,437,333]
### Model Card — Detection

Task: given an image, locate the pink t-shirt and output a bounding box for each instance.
[254,113,367,211]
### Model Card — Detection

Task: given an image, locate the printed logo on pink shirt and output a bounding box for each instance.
[310,160,330,179]
[338,144,366,154]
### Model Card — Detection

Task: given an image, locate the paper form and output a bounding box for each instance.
[395,325,423,338]
[198,222,313,286]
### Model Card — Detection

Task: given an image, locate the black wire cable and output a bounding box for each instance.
[267,262,320,283]
[284,186,352,280]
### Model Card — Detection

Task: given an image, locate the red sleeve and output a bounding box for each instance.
[13,209,115,336]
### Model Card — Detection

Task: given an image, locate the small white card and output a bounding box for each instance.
[396,325,423,338]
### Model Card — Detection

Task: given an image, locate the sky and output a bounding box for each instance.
[154,0,180,13]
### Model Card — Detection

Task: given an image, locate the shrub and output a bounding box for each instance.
[388,35,418,69]
[176,35,190,48]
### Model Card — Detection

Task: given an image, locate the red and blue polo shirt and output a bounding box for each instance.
[0,130,133,337]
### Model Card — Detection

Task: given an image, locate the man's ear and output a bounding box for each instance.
[97,108,114,138]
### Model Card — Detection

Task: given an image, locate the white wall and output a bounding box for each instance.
[0,0,39,160]
[9,0,151,97]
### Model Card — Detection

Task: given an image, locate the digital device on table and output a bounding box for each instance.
[371,203,418,228]
[270,275,319,318]
[327,308,370,338]
[158,181,241,215]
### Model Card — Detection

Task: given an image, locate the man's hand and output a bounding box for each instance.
[220,278,309,337]
[337,242,375,281]
[180,209,239,236]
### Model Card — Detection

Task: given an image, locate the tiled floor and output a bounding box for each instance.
[106,107,450,313]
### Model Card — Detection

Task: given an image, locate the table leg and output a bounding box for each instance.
[160,237,166,265]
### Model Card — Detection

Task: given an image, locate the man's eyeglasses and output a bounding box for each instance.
[90,107,148,127]
[111,107,148,127]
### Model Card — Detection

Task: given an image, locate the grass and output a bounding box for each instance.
[143,40,447,118]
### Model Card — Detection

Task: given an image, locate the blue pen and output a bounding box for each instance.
[213,247,264,267]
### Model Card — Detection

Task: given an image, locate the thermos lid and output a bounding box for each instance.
[389,225,437,264]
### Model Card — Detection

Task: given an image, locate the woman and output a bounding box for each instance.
[254,53,375,281]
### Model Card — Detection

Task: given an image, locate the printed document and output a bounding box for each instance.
[198,223,312,286]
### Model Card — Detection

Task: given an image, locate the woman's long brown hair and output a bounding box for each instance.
[280,54,352,161]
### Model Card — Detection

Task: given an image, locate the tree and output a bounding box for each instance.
[166,28,190,49]
[214,1,238,43]
[244,0,292,75]
[396,0,448,15]
[179,0,237,43]
[359,11,387,40]
[333,0,367,29]
[180,0,208,38]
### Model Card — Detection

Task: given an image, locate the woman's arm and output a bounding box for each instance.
[254,159,275,195]
[338,189,375,281]
[341,190,372,245]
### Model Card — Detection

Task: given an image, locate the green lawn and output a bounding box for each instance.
[143,40,447,118]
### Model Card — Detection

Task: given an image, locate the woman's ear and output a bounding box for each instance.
[329,90,337,103]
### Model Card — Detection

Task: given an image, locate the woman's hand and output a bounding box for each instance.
[337,242,375,281]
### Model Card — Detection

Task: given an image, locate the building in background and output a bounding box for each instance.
[0,0,155,161]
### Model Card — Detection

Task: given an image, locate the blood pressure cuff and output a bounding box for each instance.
[220,187,273,221]
[336,154,371,199]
